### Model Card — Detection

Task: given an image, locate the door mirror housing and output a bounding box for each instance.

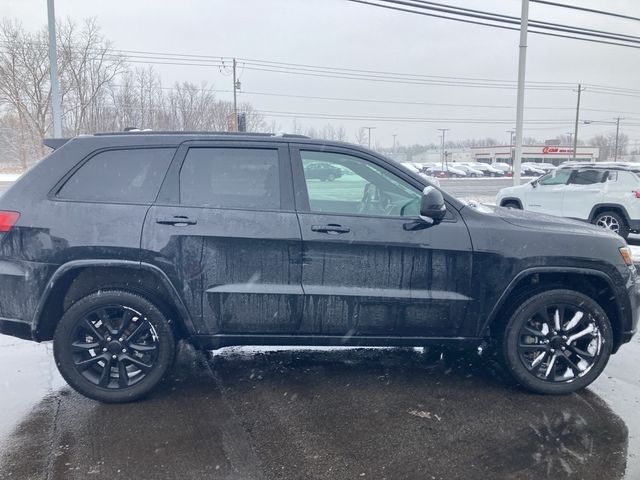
[420,186,446,223]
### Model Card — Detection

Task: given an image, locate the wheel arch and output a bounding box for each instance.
[499,197,523,208]
[33,260,195,342]
[589,203,631,226]
[482,267,625,352]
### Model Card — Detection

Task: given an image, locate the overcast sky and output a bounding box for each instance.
[2,0,640,148]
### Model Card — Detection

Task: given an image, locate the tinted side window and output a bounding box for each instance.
[58,148,174,203]
[300,150,421,216]
[180,148,280,209]
[569,169,605,185]
[539,169,571,186]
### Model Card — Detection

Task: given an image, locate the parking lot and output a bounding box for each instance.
[0,336,638,480]
[0,176,638,479]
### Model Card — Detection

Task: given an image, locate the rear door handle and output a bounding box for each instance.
[311,224,350,234]
[156,215,197,226]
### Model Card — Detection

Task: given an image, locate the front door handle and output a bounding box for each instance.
[156,215,197,226]
[311,224,350,234]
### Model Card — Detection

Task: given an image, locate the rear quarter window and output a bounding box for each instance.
[57,148,175,203]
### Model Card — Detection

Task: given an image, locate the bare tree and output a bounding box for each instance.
[0,20,51,165]
[589,132,628,161]
[57,18,125,135]
[354,127,368,146]
[109,66,166,131]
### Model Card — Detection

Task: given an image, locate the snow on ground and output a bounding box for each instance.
[0,173,21,182]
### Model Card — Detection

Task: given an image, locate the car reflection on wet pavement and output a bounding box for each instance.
[0,335,636,480]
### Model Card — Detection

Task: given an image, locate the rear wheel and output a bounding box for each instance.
[592,210,629,239]
[501,289,612,395]
[53,290,176,403]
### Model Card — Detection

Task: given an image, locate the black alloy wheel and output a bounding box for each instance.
[501,289,612,394]
[54,290,175,403]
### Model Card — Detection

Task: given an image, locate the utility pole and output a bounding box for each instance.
[572,84,585,161]
[232,58,238,132]
[614,116,621,161]
[364,126,375,149]
[513,0,529,185]
[47,0,62,138]
[437,128,449,170]
[392,134,397,152]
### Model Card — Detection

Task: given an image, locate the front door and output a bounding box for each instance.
[142,141,303,337]
[525,169,571,216]
[290,146,474,338]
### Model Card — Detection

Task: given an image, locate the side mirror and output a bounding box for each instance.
[420,186,446,223]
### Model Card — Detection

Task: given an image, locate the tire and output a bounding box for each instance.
[53,290,176,403]
[502,201,521,209]
[327,174,336,182]
[592,210,629,239]
[500,289,612,395]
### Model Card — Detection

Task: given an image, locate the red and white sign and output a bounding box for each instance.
[542,146,574,154]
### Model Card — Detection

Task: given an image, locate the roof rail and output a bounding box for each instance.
[43,138,70,150]
[93,130,310,139]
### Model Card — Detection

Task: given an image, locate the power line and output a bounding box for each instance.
[345,0,640,49]
[529,1,640,23]
[381,0,640,43]
[374,0,640,43]
[5,40,640,97]
[253,109,576,124]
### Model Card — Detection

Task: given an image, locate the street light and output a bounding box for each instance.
[437,128,449,170]
[506,129,515,169]
[363,126,376,149]
[583,117,623,161]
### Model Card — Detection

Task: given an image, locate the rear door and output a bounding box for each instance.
[142,141,303,337]
[525,169,571,216]
[290,145,474,338]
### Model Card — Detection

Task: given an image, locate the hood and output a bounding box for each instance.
[487,205,622,240]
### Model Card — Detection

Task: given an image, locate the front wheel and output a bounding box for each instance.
[501,289,612,395]
[502,201,521,209]
[53,290,176,403]
[592,211,629,239]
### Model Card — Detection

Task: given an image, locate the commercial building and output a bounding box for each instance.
[471,145,600,166]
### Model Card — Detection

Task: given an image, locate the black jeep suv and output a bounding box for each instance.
[0,132,637,402]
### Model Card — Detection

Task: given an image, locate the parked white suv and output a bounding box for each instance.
[496,164,640,239]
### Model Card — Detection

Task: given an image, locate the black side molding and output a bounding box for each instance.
[43,138,71,150]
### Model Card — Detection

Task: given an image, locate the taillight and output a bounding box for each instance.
[633,191,640,199]
[0,211,20,232]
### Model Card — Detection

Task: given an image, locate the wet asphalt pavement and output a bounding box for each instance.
[1,178,640,479]
[0,336,638,479]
